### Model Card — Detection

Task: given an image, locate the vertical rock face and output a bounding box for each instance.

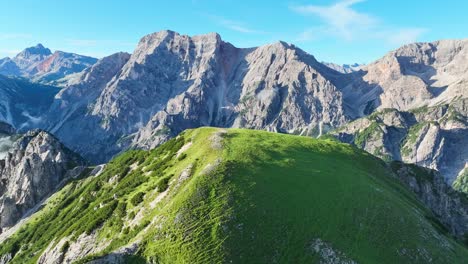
[391,162,468,239]
[0,130,85,230]
[41,52,131,161]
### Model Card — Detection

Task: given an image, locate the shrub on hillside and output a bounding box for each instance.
[131,192,145,206]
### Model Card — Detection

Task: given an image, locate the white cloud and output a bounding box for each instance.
[291,0,375,41]
[208,15,264,34]
[291,0,427,46]
[384,28,428,46]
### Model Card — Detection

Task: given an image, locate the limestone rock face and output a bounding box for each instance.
[41,52,131,161]
[340,39,468,117]
[332,98,468,183]
[0,130,85,230]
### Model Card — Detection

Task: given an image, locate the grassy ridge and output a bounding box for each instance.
[0,128,467,263]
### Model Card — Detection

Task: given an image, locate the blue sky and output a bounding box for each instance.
[0,0,467,64]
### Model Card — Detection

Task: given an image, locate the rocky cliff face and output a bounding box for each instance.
[340,39,468,117]
[41,52,131,161]
[0,44,97,85]
[331,98,467,183]
[0,130,85,231]
[44,30,349,162]
[390,161,468,240]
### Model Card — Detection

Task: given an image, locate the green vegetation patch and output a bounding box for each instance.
[354,121,383,147]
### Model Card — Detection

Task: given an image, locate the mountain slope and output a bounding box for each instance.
[0,75,60,129]
[0,128,466,263]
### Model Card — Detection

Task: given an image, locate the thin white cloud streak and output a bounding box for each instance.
[291,0,376,41]
[207,15,265,34]
[291,0,427,46]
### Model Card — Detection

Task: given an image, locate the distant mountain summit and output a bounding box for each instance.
[322,62,363,73]
[0,44,97,85]
[15,43,52,61]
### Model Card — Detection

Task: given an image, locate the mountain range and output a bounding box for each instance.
[7,30,462,182]
[0,44,97,86]
[0,30,466,263]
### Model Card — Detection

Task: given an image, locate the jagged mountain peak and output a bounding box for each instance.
[0,43,97,85]
[15,43,52,58]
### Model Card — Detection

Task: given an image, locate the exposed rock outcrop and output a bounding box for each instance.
[391,161,468,240]
[331,98,467,183]
[41,52,131,161]
[0,130,85,231]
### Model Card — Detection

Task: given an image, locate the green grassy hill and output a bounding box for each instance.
[0,128,467,263]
